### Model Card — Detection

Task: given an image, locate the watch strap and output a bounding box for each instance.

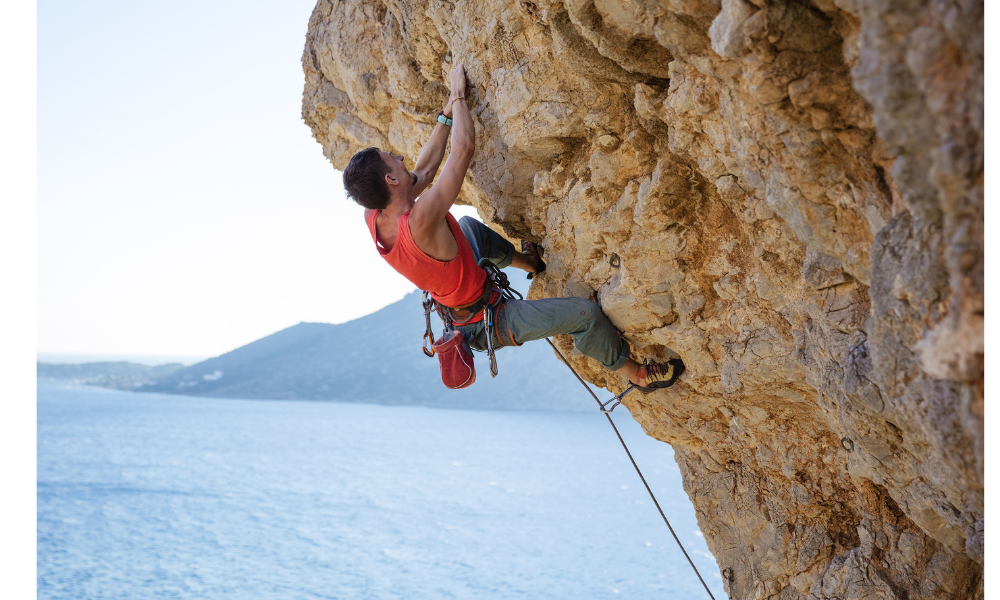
[437,112,453,127]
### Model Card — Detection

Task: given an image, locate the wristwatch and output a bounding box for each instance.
[437,112,453,127]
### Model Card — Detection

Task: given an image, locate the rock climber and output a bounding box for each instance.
[341,62,684,393]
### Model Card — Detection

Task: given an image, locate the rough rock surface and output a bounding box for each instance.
[301,0,983,597]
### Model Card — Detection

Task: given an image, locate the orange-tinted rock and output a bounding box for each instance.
[302,0,983,597]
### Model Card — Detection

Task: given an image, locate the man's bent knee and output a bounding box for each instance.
[458,216,478,242]
[567,297,604,327]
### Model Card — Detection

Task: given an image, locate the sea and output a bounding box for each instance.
[38,381,725,599]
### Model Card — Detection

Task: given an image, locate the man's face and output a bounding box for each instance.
[378,150,414,189]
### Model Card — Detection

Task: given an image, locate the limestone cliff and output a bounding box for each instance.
[301,0,983,597]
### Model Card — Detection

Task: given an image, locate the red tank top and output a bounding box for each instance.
[367,209,488,314]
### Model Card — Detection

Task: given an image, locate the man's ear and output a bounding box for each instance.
[385,173,398,187]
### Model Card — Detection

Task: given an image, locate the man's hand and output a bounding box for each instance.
[443,63,467,118]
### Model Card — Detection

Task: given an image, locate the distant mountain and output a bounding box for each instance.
[139,283,596,411]
[37,361,184,390]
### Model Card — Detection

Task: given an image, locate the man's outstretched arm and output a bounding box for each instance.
[409,64,475,256]
[409,69,469,198]
[409,113,452,199]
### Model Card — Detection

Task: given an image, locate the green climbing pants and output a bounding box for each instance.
[455,216,631,371]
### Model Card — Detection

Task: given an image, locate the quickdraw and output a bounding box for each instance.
[422,291,437,357]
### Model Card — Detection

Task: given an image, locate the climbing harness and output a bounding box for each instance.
[544,338,718,600]
[479,258,522,377]
[420,258,523,378]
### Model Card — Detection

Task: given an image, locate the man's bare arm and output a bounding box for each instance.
[408,64,475,259]
[409,118,451,199]
[410,63,472,198]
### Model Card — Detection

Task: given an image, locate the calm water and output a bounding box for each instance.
[38,381,724,599]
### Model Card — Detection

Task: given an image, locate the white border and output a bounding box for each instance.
[0,0,37,595]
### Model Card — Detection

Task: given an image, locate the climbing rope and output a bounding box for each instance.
[430,263,716,598]
[544,338,718,600]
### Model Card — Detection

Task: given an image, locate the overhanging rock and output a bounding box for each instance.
[302,1,984,597]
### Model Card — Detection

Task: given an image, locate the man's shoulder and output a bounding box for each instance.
[408,200,455,231]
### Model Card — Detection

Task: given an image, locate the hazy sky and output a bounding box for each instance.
[38,0,477,358]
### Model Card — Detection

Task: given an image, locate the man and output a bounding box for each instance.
[341,63,683,393]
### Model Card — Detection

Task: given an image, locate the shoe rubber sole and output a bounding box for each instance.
[522,240,546,279]
[637,358,685,394]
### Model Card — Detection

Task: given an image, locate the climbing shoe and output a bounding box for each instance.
[521,240,546,279]
[637,358,685,393]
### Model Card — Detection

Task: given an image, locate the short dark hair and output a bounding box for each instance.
[343,147,391,210]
